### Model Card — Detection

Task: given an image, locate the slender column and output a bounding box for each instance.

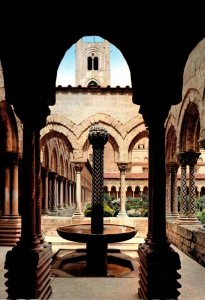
[187,151,200,223]
[4,164,10,216]
[50,172,58,212]
[35,129,44,243]
[88,125,108,234]
[72,163,84,218]
[177,152,188,222]
[68,180,72,206]
[166,163,172,218]
[11,156,19,217]
[58,176,64,209]
[171,162,179,218]
[64,178,69,208]
[42,168,49,214]
[117,162,128,217]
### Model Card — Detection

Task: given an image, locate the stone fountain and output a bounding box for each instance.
[57,125,137,276]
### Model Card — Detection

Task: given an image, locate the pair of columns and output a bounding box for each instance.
[166,162,179,219]
[177,151,200,224]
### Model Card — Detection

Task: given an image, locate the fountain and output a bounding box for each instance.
[57,125,137,276]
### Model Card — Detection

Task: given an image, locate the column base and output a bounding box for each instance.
[178,215,200,224]
[42,208,50,215]
[117,211,128,218]
[0,216,21,246]
[137,242,181,300]
[72,210,84,219]
[4,242,53,300]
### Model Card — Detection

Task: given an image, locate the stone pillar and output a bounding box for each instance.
[58,176,64,209]
[187,151,200,224]
[64,178,69,208]
[138,114,181,300]
[35,130,44,243]
[4,111,53,299]
[42,168,49,214]
[0,152,21,246]
[117,162,128,218]
[177,152,188,222]
[68,180,72,206]
[72,163,84,218]
[166,163,172,219]
[50,172,58,212]
[4,163,10,216]
[171,162,179,218]
[88,125,108,234]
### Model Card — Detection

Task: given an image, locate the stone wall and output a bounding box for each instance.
[166,221,205,267]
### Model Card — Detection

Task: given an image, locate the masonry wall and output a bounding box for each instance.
[166,221,205,267]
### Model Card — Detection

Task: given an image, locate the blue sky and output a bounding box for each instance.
[56,36,132,87]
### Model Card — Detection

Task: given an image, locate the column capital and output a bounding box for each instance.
[166,161,179,172]
[88,125,109,148]
[177,151,200,167]
[49,171,58,179]
[0,151,19,166]
[73,162,84,172]
[41,167,48,177]
[117,162,128,172]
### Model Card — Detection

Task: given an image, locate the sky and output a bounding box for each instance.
[56,36,132,87]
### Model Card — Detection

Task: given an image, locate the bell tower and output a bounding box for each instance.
[75,38,110,87]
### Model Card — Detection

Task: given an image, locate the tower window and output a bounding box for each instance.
[87,56,99,70]
[87,57,92,70]
[94,57,98,70]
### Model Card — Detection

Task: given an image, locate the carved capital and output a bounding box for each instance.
[118,163,128,172]
[73,162,84,172]
[177,151,200,167]
[88,125,109,148]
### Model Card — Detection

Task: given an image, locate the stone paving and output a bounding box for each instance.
[0,244,205,299]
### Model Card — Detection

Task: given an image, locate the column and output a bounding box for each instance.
[138,114,181,300]
[10,155,20,217]
[177,152,188,222]
[4,108,53,299]
[68,180,72,206]
[4,163,10,217]
[171,162,179,218]
[117,162,128,217]
[187,151,200,224]
[58,176,64,209]
[64,178,69,208]
[88,126,108,234]
[166,163,172,219]
[42,167,49,214]
[72,163,84,218]
[50,172,58,212]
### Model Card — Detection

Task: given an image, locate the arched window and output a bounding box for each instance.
[94,57,98,70]
[87,57,92,70]
[87,55,99,70]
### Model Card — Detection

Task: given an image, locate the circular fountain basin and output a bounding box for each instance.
[57,223,137,243]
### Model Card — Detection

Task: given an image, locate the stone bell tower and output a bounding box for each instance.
[75,38,110,87]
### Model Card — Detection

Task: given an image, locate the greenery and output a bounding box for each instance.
[84,194,149,217]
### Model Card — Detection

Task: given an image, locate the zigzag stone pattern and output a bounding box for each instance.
[88,125,109,234]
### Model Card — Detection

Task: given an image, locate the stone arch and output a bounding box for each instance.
[128,129,149,162]
[179,101,200,152]
[41,130,74,165]
[166,125,177,162]
[41,115,79,150]
[0,101,18,153]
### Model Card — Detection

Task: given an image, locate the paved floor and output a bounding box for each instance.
[0,245,205,300]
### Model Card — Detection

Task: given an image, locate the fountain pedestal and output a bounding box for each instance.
[57,126,137,276]
[57,223,137,276]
